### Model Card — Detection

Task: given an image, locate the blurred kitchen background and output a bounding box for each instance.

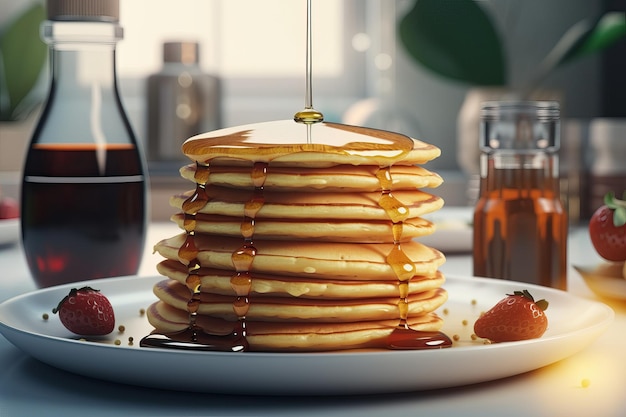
[1,0,625,221]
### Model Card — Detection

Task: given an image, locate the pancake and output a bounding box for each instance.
[182,120,441,168]
[170,213,435,242]
[146,301,444,351]
[154,233,445,280]
[156,259,446,299]
[169,186,444,221]
[152,279,447,322]
[179,163,443,191]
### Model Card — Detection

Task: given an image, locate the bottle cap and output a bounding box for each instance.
[47,0,119,22]
[163,42,200,64]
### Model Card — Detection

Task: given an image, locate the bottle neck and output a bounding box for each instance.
[43,21,122,96]
[52,46,117,89]
[32,20,138,147]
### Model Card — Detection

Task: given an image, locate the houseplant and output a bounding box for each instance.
[398,0,626,90]
[398,0,626,186]
[0,1,46,122]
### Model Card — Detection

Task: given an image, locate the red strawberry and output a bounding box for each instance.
[589,192,626,262]
[53,287,115,336]
[474,290,549,343]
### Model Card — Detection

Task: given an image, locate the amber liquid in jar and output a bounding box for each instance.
[473,159,567,289]
[21,144,146,287]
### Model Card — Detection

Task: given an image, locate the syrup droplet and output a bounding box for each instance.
[231,272,252,296]
[232,244,257,272]
[376,166,393,190]
[178,233,199,264]
[397,299,409,321]
[185,272,201,294]
[182,213,196,233]
[398,281,409,299]
[182,184,209,214]
[240,218,255,240]
[391,222,403,244]
[244,195,264,219]
[251,162,268,188]
[233,296,250,317]
[386,244,416,281]
[194,162,210,185]
[379,192,410,224]
[294,108,324,124]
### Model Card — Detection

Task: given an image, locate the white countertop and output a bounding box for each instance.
[0,220,624,417]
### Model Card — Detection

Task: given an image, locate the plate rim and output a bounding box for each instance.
[0,274,615,394]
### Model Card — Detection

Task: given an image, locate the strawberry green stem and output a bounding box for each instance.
[605,192,626,227]
[508,290,549,311]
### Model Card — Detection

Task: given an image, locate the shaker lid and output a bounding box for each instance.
[163,42,200,64]
[47,0,119,22]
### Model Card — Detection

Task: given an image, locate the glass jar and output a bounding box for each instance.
[21,0,147,288]
[472,101,567,290]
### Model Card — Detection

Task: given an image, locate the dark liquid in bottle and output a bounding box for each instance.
[473,167,567,289]
[21,144,146,288]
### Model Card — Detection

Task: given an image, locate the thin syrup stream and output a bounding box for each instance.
[303,0,313,111]
[294,0,324,127]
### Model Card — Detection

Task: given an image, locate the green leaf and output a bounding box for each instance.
[0,3,47,121]
[559,12,626,66]
[605,191,626,227]
[525,12,626,94]
[398,0,506,86]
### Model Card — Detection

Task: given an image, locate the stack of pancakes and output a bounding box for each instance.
[146,120,448,351]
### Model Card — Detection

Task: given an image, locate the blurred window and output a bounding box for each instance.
[118,0,365,98]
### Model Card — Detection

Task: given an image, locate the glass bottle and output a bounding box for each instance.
[146,41,222,162]
[21,0,147,288]
[472,101,567,290]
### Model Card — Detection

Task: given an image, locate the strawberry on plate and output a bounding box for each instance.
[53,287,115,336]
[474,290,549,343]
[589,192,626,262]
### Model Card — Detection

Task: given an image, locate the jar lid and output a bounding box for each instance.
[481,101,560,122]
[47,0,119,22]
[480,100,560,152]
[163,42,200,64]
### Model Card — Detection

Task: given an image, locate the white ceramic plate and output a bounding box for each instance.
[419,206,473,253]
[0,275,612,395]
[574,262,626,301]
[0,218,19,246]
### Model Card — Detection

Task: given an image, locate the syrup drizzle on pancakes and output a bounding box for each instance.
[141,121,451,351]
